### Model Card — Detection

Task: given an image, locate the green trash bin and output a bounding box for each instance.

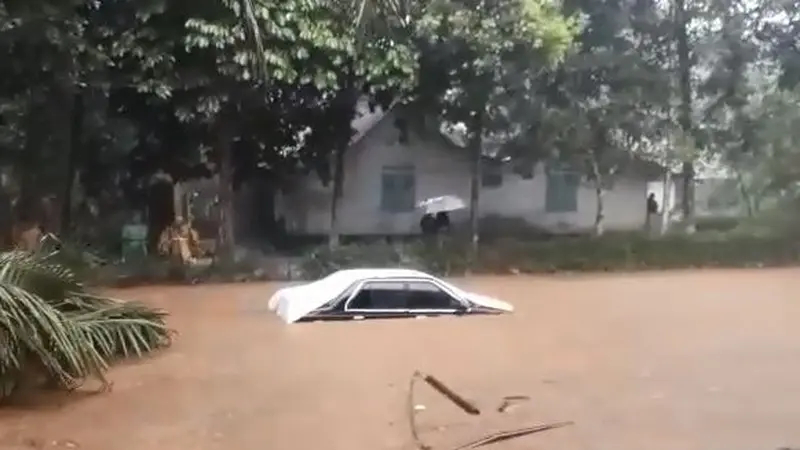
[121,222,148,261]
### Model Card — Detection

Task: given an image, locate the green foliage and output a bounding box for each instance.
[693,216,741,233]
[518,0,672,172]
[0,249,171,402]
[299,241,429,278]
[297,234,800,279]
[2,0,800,254]
[414,0,577,131]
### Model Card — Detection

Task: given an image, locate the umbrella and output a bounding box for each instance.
[417,195,467,214]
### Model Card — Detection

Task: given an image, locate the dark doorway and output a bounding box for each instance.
[147,180,174,253]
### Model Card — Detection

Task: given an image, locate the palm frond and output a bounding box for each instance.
[0,251,172,403]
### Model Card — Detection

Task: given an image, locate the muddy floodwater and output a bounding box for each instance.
[2,269,800,450]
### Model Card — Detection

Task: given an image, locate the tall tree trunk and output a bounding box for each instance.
[0,181,11,249]
[61,91,84,235]
[660,168,672,235]
[215,121,236,262]
[589,154,605,236]
[328,143,345,248]
[467,115,483,260]
[675,0,695,233]
[327,69,357,248]
[18,96,47,221]
[733,168,754,217]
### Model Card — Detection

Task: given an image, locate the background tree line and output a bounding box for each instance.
[0,0,799,257]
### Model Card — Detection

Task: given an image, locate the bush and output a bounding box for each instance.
[296,233,800,278]
[694,216,742,233]
[298,241,430,279]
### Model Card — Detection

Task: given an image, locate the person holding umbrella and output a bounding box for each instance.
[419,213,437,235]
[417,195,465,235]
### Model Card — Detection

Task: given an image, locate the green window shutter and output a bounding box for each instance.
[381,166,416,212]
[545,170,579,212]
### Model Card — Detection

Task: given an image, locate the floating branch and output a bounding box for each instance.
[453,421,574,449]
[421,373,481,415]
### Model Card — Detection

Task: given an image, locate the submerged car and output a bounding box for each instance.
[268,268,513,323]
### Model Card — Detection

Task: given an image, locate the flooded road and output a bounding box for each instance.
[1,269,799,450]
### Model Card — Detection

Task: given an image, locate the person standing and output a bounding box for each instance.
[434,212,451,233]
[158,216,201,280]
[420,213,436,235]
[645,193,659,233]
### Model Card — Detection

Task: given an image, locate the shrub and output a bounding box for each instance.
[694,216,742,233]
[298,241,430,279]
[295,233,800,278]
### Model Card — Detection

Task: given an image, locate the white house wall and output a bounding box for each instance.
[280,116,471,235]
[481,165,648,232]
[279,114,650,235]
[647,179,678,214]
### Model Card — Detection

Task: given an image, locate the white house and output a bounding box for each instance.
[277,106,663,236]
[648,174,746,220]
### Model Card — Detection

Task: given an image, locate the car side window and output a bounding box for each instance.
[405,281,463,310]
[348,281,408,310]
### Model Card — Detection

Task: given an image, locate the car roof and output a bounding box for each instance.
[286,269,452,304]
[323,268,435,285]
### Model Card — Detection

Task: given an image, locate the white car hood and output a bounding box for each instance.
[461,292,514,312]
[268,284,325,324]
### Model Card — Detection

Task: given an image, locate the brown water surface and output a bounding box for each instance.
[1,269,799,450]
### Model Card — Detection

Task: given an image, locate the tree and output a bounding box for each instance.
[129,0,418,252]
[0,0,175,235]
[739,88,800,202]
[534,0,675,235]
[413,0,576,255]
[498,0,675,236]
[694,0,791,215]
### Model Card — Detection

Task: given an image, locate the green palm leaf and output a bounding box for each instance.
[0,250,172,403]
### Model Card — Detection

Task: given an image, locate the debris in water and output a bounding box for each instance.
[421,373,480,415]
[454,421,574,449]
[496,395,530,413]
[407,371,572,450]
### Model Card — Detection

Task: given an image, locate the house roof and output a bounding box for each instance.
[347,101,670,180]
[348,97,397,146]
[346,98,470,154]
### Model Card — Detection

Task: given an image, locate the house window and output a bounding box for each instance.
[545,170,580,212]
[381,165,415,212]
[482,161,503,187]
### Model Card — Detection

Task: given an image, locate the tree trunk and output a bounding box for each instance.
[326,71,357,249]
[675,0,695,233]
[589,152,605,236]
[328,143,345,248]
[733,168,754,217]
[60,91,84,236]
[0,185,11,249]
[19,97,46,219]
[660,168,671,235]
[215,122,236,262]
[467,118,483,260]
